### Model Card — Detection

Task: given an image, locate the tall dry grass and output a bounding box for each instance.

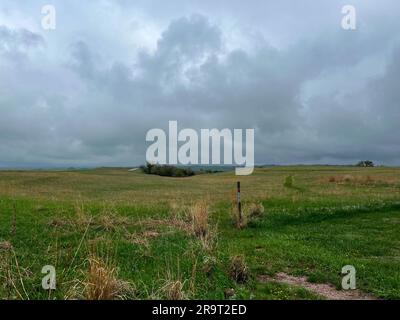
[161,279,186,300]
[66,255,133,300]
[246,203,265,219]
[85,256,124,300]
[190,202,209,238]
[0,247,30,300]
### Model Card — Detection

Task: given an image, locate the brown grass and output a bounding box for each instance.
[48,203,134,232]
[0,241,13,251]
[202,255,217,277]
[11,203,17,236]
[246,203,265,219]
[135,217,191,235]
[224,288,236,299]
[169,200,189,220]
[0,248,31,299]
[126,229,162,246]
[199,224,218,252]
[232,202,266,229]
[328,176,337,183]
[189,202,209,238]
[159,266,189,300]
[83,256,132,300]
[231,203,246,229]
[97,213,131,231]
[161,280,185,300]
[327,174,398,186]
[229,255,249,284]
[0,251,18,298]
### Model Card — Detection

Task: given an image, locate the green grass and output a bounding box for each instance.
[0,166,399,300]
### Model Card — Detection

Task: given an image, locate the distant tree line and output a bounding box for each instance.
[140,163,195,177]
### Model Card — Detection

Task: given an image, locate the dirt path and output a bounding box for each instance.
[258,272,378,300]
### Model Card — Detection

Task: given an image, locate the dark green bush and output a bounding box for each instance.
[284,175,294,188]
[356,160,375,167]
[140,163,195,177]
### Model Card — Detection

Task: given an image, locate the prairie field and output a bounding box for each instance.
[0,166,399,300]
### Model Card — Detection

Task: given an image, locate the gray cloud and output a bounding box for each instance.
[0,26,43,52]
[1,1,400,167]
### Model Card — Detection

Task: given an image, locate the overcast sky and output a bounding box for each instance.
[1,0,400,167]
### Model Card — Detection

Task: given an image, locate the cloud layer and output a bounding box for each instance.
[1,0,400,167]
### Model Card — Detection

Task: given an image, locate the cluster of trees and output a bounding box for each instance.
[140,163,195,177]
[356,160,375,167]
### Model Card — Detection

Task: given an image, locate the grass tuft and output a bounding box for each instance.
[82,256,132,300]
[284,175,294,188]
[190,202,209,238]
[247,203,265,219]
[161,280,185,300]
[229,255,249,284]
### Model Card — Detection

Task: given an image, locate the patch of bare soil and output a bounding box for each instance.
[258,272,378,300]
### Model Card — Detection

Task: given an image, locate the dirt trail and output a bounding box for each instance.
[258,272,378,300]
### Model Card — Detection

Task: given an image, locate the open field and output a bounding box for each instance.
[0,166,399,300]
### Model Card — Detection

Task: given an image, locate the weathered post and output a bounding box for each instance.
[237,181,242,226]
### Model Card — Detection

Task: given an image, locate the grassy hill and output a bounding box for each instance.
[0,166,399,299]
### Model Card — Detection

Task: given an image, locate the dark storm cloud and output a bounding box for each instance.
[0,1,400,167]
[305,45,400,163]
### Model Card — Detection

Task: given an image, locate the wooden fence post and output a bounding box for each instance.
[237,181,242,225]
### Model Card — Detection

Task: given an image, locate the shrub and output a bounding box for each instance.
[140,163,195,177]
[284,175,294,188]
[356,160,375,167]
